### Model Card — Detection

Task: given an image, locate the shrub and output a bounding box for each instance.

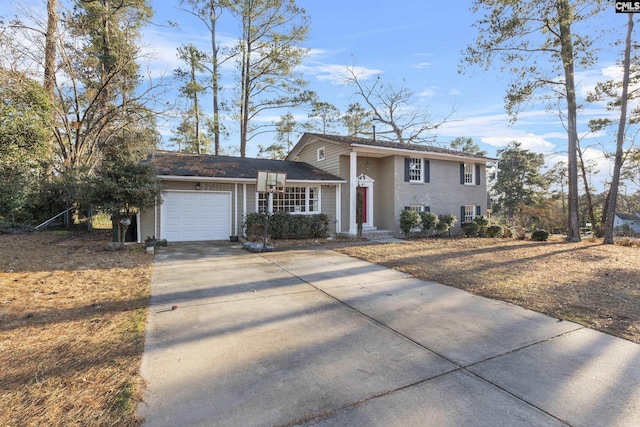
[243,212,329,239]
[617,237,640,247]
[436,214,457,236]
[461,222,479,237]
[400,209,420,237]
[419,211,438,235]
[531,229,549,241]
[486,224,504,238]
[473,215,489,237]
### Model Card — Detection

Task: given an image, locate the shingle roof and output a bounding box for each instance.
[300,133,494,161]
[149,150,345,182]
[616,213,636,221]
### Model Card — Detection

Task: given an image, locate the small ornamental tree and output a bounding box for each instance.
[90,158,164,244]
[356,186,364,238]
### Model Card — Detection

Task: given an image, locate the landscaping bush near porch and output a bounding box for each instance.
[244,212,330,239]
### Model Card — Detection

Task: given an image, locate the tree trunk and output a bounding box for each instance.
[210,5,221,156]
[577,141,597,235]
[44,0,57,103]
[558,0,581,242]
[604,14,634,244]
[239,8,251,158]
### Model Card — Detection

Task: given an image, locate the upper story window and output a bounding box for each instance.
[409,158,423,182]
[405,158,430,183]
[317,147,326,161]
[464,163,474,185]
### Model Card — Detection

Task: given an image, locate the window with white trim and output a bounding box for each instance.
[464,163,474,185]
[317,147,326,161]
[409,158,423,182]
[257,186,320,214]
[409,205,424,213]
[463,205,475,223]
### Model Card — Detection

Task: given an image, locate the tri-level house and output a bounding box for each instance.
[286,133,493,237]
[138,133,492,242]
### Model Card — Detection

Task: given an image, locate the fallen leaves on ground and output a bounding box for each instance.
[0,231,152,426]
[337,237,640,344]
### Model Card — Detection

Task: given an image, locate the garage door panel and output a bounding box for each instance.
[161,191,231,241]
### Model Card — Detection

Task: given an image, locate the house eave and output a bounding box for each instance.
[158,175,345,185]
[350,144,495,163]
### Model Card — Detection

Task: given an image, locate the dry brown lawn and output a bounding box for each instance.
[0,231,152,426]
[2,231,639,425]
[338,237,640,344]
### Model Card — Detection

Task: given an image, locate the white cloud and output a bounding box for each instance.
[419,87,436,97]
[299,63,382,85]
[481,134,555,152]
[411,62,431,69]
[141,28,237,80]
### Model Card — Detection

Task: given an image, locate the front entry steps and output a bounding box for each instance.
[361,229,394,240]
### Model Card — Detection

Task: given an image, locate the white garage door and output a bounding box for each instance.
[161,191,231,241]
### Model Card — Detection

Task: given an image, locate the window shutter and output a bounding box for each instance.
[460,163,465,184]
[476,205,481,216]
[475,164,481,185]
[404,158,410,182]
[424,206,431,212]
[460,206,465,222]
[424,160,430,183]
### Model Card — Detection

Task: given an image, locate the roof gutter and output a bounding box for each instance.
[350,143,496,163]
[158,175,345,185]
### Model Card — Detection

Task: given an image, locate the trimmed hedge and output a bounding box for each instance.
[486,224,504,238]
[531,229,550,241]
[400,209,420,237]
[461,222,479,237]
[244,212,330,239]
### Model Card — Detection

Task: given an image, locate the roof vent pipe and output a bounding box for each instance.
[372,125,376,142]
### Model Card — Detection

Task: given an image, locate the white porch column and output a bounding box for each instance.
[335,184,341,234]
[348,151,357,235]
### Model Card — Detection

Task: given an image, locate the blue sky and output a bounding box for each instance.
[141,1,635,191]
[1,1,636,190]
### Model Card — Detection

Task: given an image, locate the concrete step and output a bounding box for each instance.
[362,229,395,240]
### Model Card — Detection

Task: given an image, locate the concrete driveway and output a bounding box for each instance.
[138,241,640,426]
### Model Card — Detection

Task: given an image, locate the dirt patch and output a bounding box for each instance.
[337,237,640,344]
[0,231,152,426]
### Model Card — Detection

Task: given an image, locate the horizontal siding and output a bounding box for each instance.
[320,185,337,235]
[295,139,348,176]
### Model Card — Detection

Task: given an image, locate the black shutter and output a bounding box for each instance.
[460,163,465,184]
[460,206,465,222]
[424,160,430,183]
[475,164,481,185]
[404,158,410,182]
[476,205,481,216]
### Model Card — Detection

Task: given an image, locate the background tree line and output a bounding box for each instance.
[0,0,638,245]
